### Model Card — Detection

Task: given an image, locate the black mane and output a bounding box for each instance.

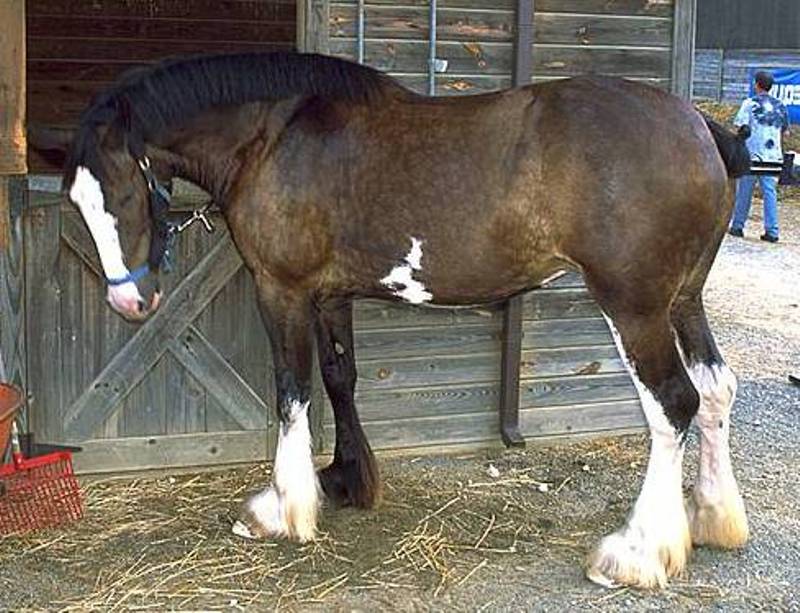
[64,52,396,186]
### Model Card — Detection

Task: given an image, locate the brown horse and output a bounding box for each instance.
[33,52,751,589]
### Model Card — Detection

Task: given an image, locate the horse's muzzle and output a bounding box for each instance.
[107,285,162,321]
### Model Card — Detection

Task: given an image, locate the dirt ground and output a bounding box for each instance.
[2,148,800,610]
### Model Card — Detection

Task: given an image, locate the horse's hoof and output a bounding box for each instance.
[687,490,749,549]
[585,525,690,589]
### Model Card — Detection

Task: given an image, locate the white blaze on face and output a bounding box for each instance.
[233,399,320,542]
[69,166,144,313]
[380,237,433,304]
[586,314,690,588]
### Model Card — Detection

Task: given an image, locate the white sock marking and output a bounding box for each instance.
[237,399,319,541]
[684,362,741,506]
[587,314,689,587]
[380,237,433,304]
[69,166,144,311]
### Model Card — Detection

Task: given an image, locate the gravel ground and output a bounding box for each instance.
[1,196,798,612]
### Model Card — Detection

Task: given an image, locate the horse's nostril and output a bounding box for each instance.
[137,300,147,313]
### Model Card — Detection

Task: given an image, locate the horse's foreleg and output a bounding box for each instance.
[314,298,380,508]
[672,296,748,549]
[233,283,320,542]
[585,300,697,589]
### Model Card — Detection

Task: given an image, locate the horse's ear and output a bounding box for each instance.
[27,123,75,168]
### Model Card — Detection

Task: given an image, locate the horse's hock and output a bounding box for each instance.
[13,0,699,473]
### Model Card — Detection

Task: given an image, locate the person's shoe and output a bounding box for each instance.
[728,227,744,237]
[760,233,779,243]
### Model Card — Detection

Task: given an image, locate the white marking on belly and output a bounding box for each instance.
[380,237,433,304]
[69,166,144,310]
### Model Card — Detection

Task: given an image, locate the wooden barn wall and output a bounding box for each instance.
[696,0,800,51]
[693,49,800,104]
[26,0,297,173]
[328,0,677,96]
[321,0,663,452]
[24,186,279,473]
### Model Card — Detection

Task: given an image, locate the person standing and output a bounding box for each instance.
[729,71,790,243]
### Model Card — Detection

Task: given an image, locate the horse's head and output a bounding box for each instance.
[30,122,170,321]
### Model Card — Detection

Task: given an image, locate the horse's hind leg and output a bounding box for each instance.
[584,285,697,588]
[314,298,380,508]
[233,282,320,542]
[672,294,748,549]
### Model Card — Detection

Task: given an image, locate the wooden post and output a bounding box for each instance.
[498,0,534,449]
[0,0,27,249]
[671,0,697,100]
[297,0,330,54]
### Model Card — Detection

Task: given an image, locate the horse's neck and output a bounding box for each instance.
[151,100,284,202]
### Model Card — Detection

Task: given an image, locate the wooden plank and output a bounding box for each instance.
[326,370,635,423]
[0,0,26,248]
[28,16,296,43]
[122,356,168,437]
[521,288,602,320]
[299,0,330,54]
[27,39,289,63]
[27,60,149,83]
[520,372,637,408]
[520,345,624,380]
[392,73,512,95]
[499,295,524,446]
[520,399,646,436]
[330,5,514,42]
[28,0,296,22]
[328,382,499,423]
[356,353,499,390]
[521,317,614,350]
[671,0,697,100]
[692,48,723,100]
[62,231,244,440]
[331,0,516,9]
[513,0,533,87]
[329,410,498,450]
[168,326,269,431]
[0,0,26,175]
[533,0,673,17]
[24,199,63,440]
[72,430,270,474]
[353,322,502,361]
[535,13,672,48]
[330,39,514,75]
[532,45,672,78]
[354,300,500,329]
[0,179,26,426]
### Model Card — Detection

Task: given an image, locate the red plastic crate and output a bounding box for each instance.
[0,450,84,535]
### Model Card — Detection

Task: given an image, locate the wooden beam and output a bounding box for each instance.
[297,0,330,54]
[671,0,697,100]
[0,0,27,249]
[499,296,525,447]
[497,0,534,448]
[513,0,533,87]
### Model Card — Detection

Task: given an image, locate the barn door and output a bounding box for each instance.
[24,187,279,473]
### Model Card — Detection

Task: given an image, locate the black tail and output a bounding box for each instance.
[702,115,751,178]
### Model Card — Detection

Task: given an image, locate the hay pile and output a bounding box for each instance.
[0,438,646,610]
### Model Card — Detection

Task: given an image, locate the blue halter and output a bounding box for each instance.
[107,264,151,287]
[106,156,214,287]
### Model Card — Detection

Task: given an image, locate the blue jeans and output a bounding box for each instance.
[731,174,779,237]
